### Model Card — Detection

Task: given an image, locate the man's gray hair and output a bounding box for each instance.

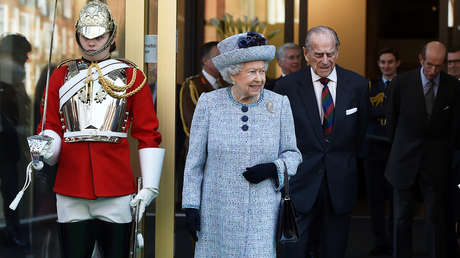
[304,26,340,51]
[275,42,301,60]
[221,62,270,84]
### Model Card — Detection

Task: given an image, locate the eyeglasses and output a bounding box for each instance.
[423,62,443,70]
[447,59,460,65]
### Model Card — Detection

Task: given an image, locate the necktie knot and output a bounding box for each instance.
[425,80,435,96]
[319,77,330,86]
[425,80,435,117]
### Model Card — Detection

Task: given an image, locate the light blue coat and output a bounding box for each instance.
[182,88,301,258]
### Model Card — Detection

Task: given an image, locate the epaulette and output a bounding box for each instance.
[183,74,201,83]
[56,58,81,68]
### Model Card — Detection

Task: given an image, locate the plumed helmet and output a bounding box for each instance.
[75,0,115,39]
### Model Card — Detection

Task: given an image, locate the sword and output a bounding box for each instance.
[130,177,144,258]
[41,0,58,132]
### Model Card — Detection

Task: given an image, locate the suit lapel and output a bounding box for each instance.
[431,72,449,116]
[296,68,325,144]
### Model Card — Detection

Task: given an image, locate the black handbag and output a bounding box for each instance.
[276,164,299,244]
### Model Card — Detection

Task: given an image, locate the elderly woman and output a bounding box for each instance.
[182,32,302,257]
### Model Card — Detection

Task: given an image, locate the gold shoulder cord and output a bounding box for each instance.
[85,61,147,99]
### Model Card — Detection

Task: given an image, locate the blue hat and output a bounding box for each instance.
[212,32,275,71]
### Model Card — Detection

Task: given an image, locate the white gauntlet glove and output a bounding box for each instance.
[39,129,61,166]
[130,147,165,221]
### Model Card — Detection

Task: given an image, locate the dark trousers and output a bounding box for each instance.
[60,219,131,258]
[365,158,393,249]
[0,160,20,234]
[393,174,446,258]
[446,153,460,258]
[280,178,351,258]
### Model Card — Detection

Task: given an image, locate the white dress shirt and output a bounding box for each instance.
[202,69,218,89]
[310,67,338,123]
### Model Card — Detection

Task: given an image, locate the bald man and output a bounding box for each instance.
[385,41,460,258]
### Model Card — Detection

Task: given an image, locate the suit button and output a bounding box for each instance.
[241,106,248,112]
[241,115,248,122]
[242,124,249,131]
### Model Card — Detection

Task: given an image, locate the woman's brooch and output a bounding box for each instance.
[266,101,274,113]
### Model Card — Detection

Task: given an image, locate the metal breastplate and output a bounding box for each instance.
[60,61,129,143]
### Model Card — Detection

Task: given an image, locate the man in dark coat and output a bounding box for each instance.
[179,41,228,151]
[385,41,460,258]
[275,26,369,258]
[365,47,400,256]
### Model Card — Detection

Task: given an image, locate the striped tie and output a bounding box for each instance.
[319,77,334,136]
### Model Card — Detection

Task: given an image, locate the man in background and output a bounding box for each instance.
[265,42,302,90]
[365,47,400,256]
[448,47,460,80]
[179,41,227,147]
[178,41,228,209]
[385,41,459,258]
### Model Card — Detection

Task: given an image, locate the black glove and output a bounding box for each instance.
[243,162,277,184]
[184,208,200,241]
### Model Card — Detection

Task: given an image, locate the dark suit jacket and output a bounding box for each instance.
[385,69,460,190]
[274,66,369,214]
[265,76,282,91]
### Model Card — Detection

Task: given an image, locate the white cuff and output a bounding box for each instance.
[41,129,61,166]
[139,147,165,191]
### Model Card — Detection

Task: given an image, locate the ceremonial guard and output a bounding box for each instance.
[37,1,163,257]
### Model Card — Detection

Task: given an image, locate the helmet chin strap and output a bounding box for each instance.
[77,26,117,57]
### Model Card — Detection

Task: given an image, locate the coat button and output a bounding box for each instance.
[241,115,248,122]
[241,106,248,112]
[242,124,249,131]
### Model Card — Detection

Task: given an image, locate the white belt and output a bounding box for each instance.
[64,129,127,143]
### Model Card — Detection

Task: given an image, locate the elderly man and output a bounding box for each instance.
[265,42,301,90]
[385,41,459,258]
[274,26,369,258]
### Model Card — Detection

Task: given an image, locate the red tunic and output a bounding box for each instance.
[38,60,161,199]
